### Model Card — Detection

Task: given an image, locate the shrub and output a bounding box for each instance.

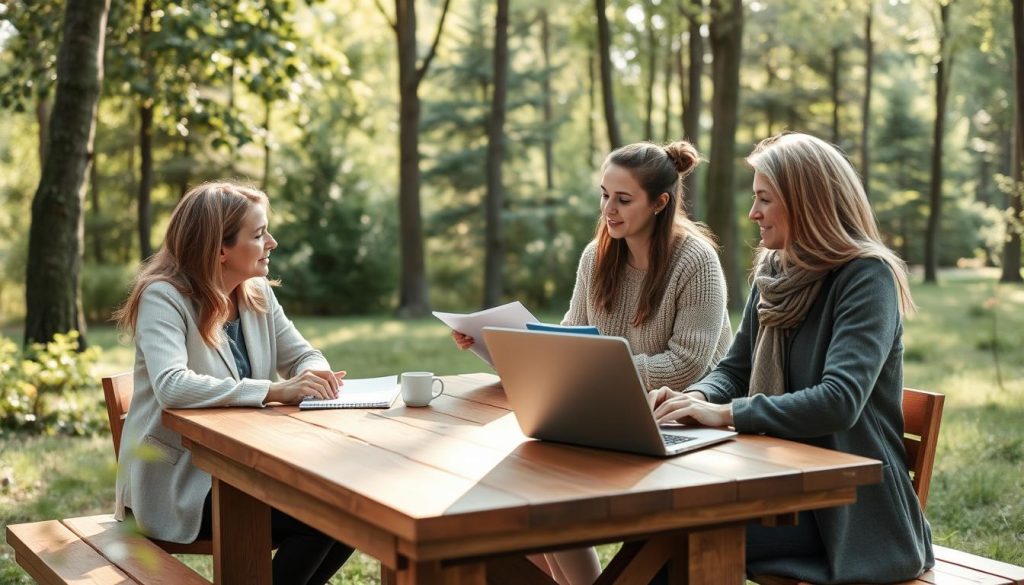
[0,331,107,436]
[81,264,134,323]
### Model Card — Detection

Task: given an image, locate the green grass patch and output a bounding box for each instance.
[2,273,1024,580]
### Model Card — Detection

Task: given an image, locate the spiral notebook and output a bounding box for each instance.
[298,375,400,409]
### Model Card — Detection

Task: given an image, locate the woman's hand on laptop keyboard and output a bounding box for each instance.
[649,386,733,428]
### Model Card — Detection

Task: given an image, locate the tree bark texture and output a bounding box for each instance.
[682,1,704,217]
[483,0,509,308]
[386,0,451,316]
[707,0,743,310]
[541,9,554,192]
[24,0,110,347]
[860,7,873,199]
[137,0,154,261]
[138,101,154,261]
[830,45,842,146]
[924,1,951,284]
[595,0,622,150]
[644,6,657,141]
[1002,0,1024,282]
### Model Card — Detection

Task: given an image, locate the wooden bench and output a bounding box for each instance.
[752,388,1024,585]
[5,513,208,584]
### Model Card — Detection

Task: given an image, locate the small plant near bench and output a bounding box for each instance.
[0,332,107,437]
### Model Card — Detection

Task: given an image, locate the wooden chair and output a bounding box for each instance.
[102,372,214,555]
[751,387,945,585]
[900,387,944,511]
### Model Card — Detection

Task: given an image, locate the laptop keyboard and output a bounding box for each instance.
[661,433,697,446]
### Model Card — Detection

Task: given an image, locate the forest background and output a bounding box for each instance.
[0,0,1023,580]
[1,0,1022,332]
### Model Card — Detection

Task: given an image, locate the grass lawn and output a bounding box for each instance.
[2,270,1023,582]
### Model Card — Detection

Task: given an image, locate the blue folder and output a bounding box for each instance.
[525,322,601,336]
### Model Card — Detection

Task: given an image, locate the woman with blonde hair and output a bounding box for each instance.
[649,132,932,583]
[453,140,733,584]
[113,182,353,585]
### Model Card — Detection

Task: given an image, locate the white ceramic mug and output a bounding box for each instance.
[401,372,445,407]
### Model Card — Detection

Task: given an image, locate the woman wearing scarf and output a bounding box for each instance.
[648,132,933,584]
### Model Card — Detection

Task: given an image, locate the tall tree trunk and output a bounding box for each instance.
[1002,0,1024,282]
[663,13,675,142]
[138,102,154,261]
[137,0,154,261]
[262,98,272,192]
[861,5,873,198]
[179,134,191,199]
[541,9,554,192]
[484,0,509,308]
[707,0,743,310]
[682,1,704,217]
[764,40,777,136]
[381,0,451,316]
[830,45,842,145]
[24,0,110,347]
[588,44,598,167]
[595,0,622,149]
[924,1,951,284]
[644,5,657,141]
[36,96,50,169]
[90,154,104,264]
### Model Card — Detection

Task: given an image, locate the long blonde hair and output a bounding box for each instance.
[746,132,915,314]
[115,182,272,346]
[594,140,716,326]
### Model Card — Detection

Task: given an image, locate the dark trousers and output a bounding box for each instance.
[196,490,354,585]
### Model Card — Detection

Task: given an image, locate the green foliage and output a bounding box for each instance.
[269,89,398,315]
[0,332,106,436]
[80,264,134,323]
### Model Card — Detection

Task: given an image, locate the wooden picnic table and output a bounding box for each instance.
[162,373,882,585]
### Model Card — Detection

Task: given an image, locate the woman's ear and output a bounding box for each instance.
[655,192,670,214]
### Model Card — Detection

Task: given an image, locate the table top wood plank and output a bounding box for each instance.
[713,434,882,490]
[164,407,531,529]
[294,407,740,525]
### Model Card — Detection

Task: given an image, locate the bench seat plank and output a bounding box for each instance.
[61,515,208,585]
[934,546,1024,585]
[6,520,139,585]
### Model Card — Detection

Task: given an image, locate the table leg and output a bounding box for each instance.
[397,560,486,585]
[213,477,272,585]
[667,525,745,585]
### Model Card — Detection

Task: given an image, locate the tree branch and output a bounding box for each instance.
[415,0,452,88]
[373,0,397,32]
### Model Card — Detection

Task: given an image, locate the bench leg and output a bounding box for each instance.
[213,477,272,585]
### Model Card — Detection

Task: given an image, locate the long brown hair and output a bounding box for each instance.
[593,140,714,326]
[746,132,915,314]
[115,181,272,346]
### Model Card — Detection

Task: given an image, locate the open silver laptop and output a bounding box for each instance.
[482,327,737,457]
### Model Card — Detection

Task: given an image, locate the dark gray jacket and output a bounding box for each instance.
[691,258,934,584]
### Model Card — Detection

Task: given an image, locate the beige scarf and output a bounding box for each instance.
[748,252,828,397]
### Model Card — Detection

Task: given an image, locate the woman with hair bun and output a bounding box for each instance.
[455,139,733,392]
[453,140,733,584]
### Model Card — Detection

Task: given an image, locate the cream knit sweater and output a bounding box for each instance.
[562,235,732,390]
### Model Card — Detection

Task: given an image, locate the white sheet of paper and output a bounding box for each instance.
[432,301,539,366]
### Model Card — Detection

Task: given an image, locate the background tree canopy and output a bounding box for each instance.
[0,0,1022,332]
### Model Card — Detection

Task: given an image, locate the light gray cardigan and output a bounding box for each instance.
[114,279,331,543]
[691,258,934,584]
